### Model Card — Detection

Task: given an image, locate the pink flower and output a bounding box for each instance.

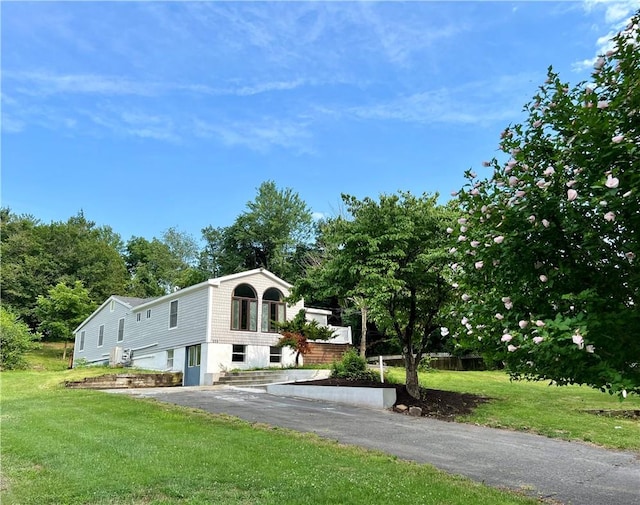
[605,176,619,189]
[501,333,513,342]
[566,180,577,188]
[528,215,536,223]
[507,344,518,352]
[461,294,471,302]
[539,275,548,283]
[604,211,615,222]
[475,261,484,269]
[594,57,605,70]
[458,235,467,242]
[446,227,454,234]
[470,240,480,248]
[541,219,550,228]
[625,252,635,262]
[494,236,505,244]
[597,100,609,109]
[495,313,504,320]
[470,188,480,196]
[533,120,543,128]
[458,218,467,225]
[543,166,555,176]
[586,345,595,353]
[460,225,467,232]
[567,189,578,201]
[508,176,519,187]
[518,320,528,329]
[515,190,526,198]
[461,317,469,325]
[451,191,459,197]
[612,135,624,143]
[535,320,545,327]
[482,161,491,167]
[536,179,548,189]
[449,247,457,254]
[623,190,632,198]
[507,159,517,169]
[469,171,477,179]
[533,336,544,344]
[504,301,513,310]
[572,333,584,349]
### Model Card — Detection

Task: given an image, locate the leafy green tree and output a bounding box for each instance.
[452,14,640,397]
[277,309,335,366]
[200,181,314,282]
[0,307,41,370]
[295,193,456,398]
[35,281,96,360]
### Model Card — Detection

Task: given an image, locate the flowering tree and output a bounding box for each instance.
[452,14,640,397]
[276,310,335,366]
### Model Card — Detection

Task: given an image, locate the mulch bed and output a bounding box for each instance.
[292,378,490,421]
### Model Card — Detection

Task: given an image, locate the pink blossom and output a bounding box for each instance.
[495,313,504,320]
[515,190,526,198]
[572,333,584,349]
[604,211,615,222]
[597,100,609,109]
[543,167,555,176]
[507,159,517,169]
[599,200,608,206]
[508,176,519,187]
[566,180,577,188]
[567,189,578,201]
[494,235,505,244]
[470,240,480,248]
[594,57,605,70]
[458,235,467,242]
[535,320,545,327]
[482,161,491,167]
[625,252,635,262]
[458,218,467,225]
[451,191,459,197]
[475,261,484,269]
[605,176,619,189]
[446,227,454,234]
[501,296,511,303]
[507,344,518,352]
[612,134,624,143]
[461,294,471,302]
[539,275,548,283]
[528,215,536,223]
[533,336,544,344]
[623,190,632,198]
[533,120,543,128]
[471,188,480,196]
[542,219,550,228]
[460,225,467,232]
[504,301,513,310]
[536,179,548,189]
[518,320,528,329]
[449,247,457,254]
[461,317,469,325]
[501,333,513,342]
[586,345,595,353]
[469,171,477,179]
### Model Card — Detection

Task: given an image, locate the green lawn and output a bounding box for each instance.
[387,367,640,451]
[1,366,537,505]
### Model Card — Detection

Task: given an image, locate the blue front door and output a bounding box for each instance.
[184,345,201,386]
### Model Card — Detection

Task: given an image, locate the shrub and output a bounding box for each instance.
[331,348,379,381]
[0,307,41,370]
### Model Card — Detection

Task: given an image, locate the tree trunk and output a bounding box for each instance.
[359,306,367,358]
[404,353,421,399]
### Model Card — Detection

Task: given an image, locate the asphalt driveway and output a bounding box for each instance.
[106,386,640,505]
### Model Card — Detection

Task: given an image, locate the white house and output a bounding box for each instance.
[72,269,351,385]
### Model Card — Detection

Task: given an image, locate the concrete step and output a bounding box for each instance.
[216,370,289,386]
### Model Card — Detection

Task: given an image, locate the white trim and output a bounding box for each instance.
[206,284,214,342]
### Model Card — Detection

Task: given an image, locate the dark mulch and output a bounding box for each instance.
[292,378,490,421]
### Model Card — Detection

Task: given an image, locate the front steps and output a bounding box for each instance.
[216,370,289,387]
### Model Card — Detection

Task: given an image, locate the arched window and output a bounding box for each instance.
[262,287,285,333]
[231,284,257,331]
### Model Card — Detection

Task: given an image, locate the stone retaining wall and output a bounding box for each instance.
[65,372,183,389]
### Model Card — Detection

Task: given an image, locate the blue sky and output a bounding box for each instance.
[2,1,639,243]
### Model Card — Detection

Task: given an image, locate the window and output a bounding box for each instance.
[136,313,141,322]
[232,344,246,362]
[117,318,125,342]
[79,331,85,351]
[146,309,152,319]
[231,284,257,331]
[262,288,286,332]
[188,345,201,367]
[269,346,282,364]
[166,349,174,369]
[98,325,104,347]
[169,300,178,328]
[110,300,115,312]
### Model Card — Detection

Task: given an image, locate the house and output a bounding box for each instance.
[72,269,351,385]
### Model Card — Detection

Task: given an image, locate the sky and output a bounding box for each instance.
[2,0,639,244]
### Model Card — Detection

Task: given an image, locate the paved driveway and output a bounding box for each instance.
[107,386,640,505]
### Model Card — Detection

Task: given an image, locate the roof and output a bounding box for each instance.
[113,296,154,308]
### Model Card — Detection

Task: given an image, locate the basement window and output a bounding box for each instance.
[232,344,246,362]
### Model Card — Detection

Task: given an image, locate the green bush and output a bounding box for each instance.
[331,348,379,381]
[0,307,41,370]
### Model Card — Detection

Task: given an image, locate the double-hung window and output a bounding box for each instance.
[79,331,85,351]
[169,300,178,328]
[98,324,104,347]
[269,346,282,363]
[166,349,174,369]
[231,284,257,331]
[117,318,125,342]
[232,344,246,362]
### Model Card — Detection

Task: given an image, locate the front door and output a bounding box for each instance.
[184,345,201,386]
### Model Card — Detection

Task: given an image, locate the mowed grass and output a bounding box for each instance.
[1,346,537,505]
[387,367,640,451]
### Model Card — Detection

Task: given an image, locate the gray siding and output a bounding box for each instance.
[73,298,132,364]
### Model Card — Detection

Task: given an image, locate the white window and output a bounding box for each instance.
[98,325,104,347]
[79,331,85,351]
[262,288,286,333]
[166,349,174,369]
[188,346,201,367]
[146,309,152,319]
[270,346,282,364]
[136,313,141,322]
[117,318,125,342]
[231,284,257,331]
[110,300,115,312]
[169,300,178,328]
[232,344,246,362]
